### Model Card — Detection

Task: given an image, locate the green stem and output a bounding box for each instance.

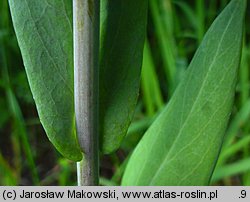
[149,0,176,94]
[73,0,100,185]
[196,0,205,43]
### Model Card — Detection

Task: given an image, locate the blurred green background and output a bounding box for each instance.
[1,0,250,185]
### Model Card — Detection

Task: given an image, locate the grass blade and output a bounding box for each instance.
[211,158,250,183]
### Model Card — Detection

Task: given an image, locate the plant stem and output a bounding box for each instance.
[73,0,100,186]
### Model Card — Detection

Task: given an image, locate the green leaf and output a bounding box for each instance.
[99,0,148,153]
[8,0,82,161]
[9,0,148,160]
[122,0,246,185]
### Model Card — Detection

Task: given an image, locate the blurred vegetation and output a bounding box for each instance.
[0,0,250,185]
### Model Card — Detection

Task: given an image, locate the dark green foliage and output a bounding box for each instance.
[99,0,148,153]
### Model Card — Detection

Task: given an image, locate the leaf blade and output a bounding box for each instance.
[122,0,246,185]
[8,0,82,161]
[100,0,148,153]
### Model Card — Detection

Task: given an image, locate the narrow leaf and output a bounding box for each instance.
[100,0,148,153]
[122,0,246,185]
[211,158,250,183]
[8,0,82,161]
